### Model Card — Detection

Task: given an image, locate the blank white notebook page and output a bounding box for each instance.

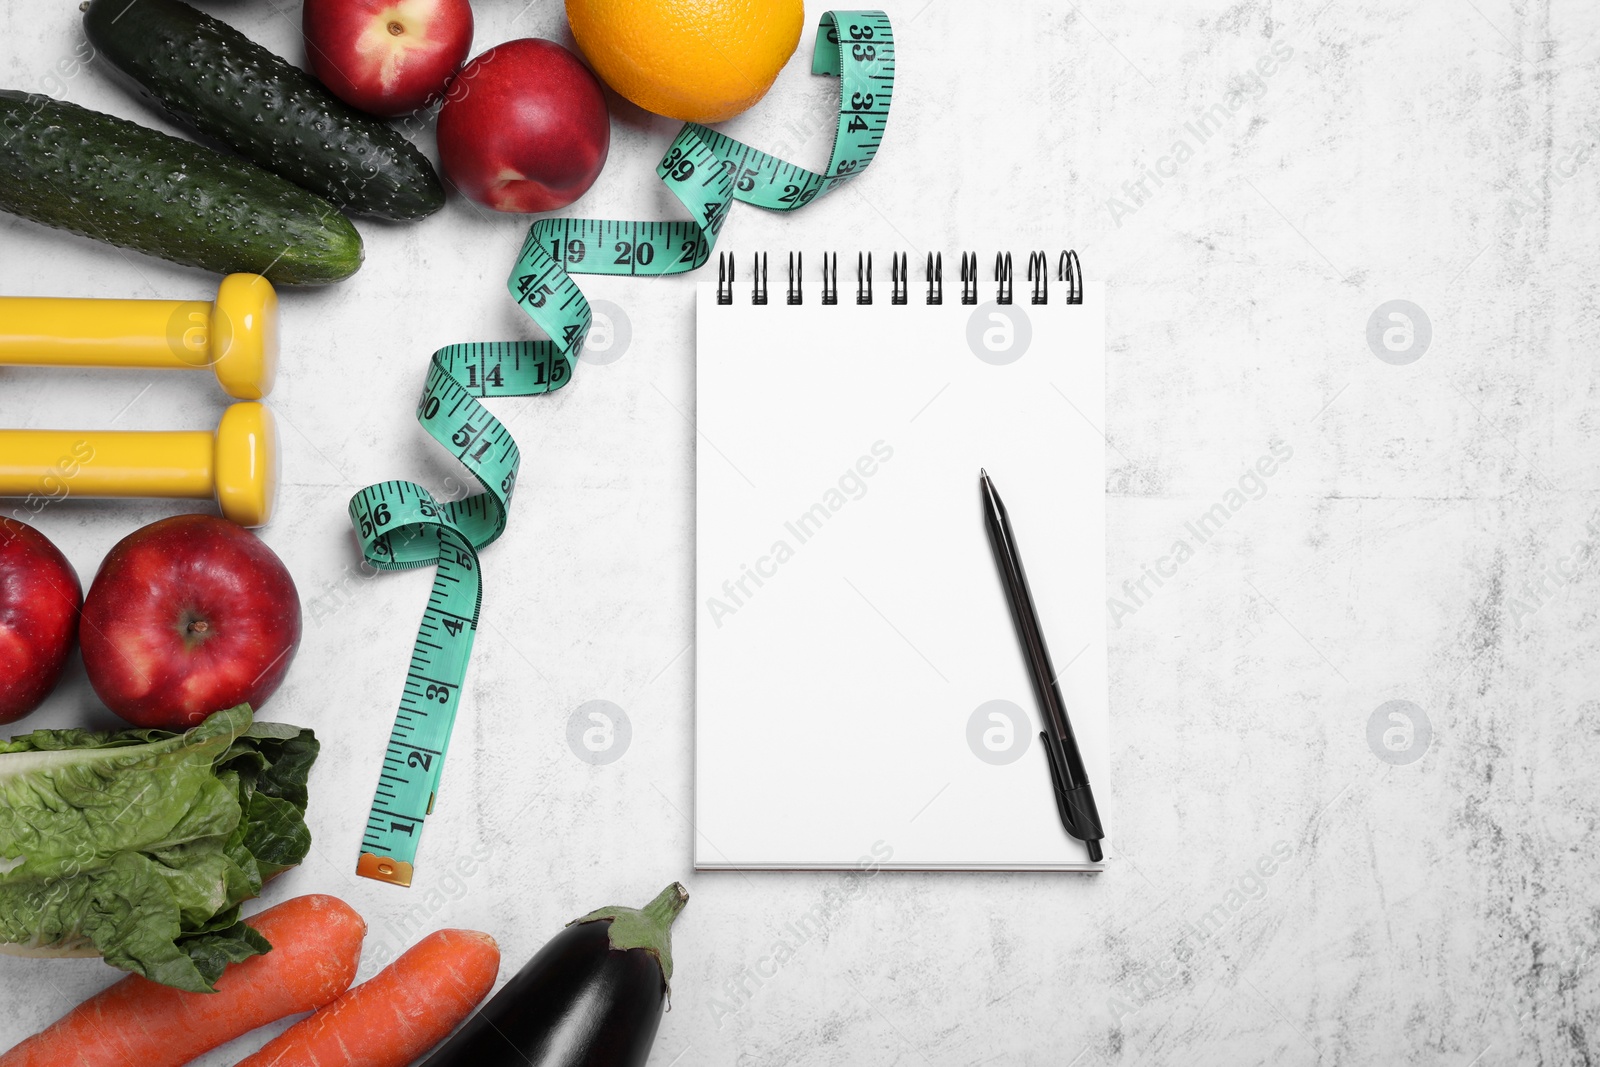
[694,279,1106,870]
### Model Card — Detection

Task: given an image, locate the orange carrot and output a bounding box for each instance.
[235,929,500,1067]
[1,895,366,1067]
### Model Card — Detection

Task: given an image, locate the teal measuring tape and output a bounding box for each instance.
[352,10,894,887]
[505,10,893,350]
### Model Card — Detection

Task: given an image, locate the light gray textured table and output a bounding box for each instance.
[2,0,1596,1063]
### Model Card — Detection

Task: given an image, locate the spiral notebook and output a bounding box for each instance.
[694,251,1106,871]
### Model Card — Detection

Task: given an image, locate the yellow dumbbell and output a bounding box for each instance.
[0,274,277,399]
[0,403,279,527]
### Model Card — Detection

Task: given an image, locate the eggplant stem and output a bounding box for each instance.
[571,881,690,991]
[641,881,690,928]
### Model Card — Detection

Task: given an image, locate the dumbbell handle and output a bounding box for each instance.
[0,429,215,500]
[0,298,214,370]
[0,274,278,399]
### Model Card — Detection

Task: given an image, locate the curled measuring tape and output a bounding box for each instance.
[505,10,894,356]
[351,10,895,887]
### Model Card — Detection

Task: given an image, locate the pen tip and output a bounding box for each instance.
[980,467,989,480]
[1086,840,1103,862]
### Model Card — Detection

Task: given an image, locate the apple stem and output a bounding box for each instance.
[387,20,404,35]
[188,620,209,635]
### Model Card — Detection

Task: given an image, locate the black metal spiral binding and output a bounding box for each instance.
[751,252,768,305]
[1027,251,1048,304]
[718,250,1081,304]
[1058,249,1082,305]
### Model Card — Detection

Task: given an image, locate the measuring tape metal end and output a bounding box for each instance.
[357,851,415,887]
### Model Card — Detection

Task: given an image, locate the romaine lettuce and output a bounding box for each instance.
[0,705,318,992]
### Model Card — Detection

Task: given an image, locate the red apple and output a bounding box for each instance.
[437,38,610,213]
[303,0,474,117]
[0,518,81,724]
[80,515,301,730]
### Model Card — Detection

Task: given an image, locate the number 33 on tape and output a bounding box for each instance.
[352,11,894,887]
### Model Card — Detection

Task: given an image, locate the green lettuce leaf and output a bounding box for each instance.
[0,705,318,992]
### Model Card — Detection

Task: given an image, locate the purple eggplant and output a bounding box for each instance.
[423,882,689,1067]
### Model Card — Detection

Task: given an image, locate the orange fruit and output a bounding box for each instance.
[565,0,805,123]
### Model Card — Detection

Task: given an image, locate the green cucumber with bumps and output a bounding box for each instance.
[0,91,363,284]
[84,0,445,221]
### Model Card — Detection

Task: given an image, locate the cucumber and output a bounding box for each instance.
[0,91,363,285]
[85,0,445,221]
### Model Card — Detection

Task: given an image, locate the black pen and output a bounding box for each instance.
[980,469,1104,862]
